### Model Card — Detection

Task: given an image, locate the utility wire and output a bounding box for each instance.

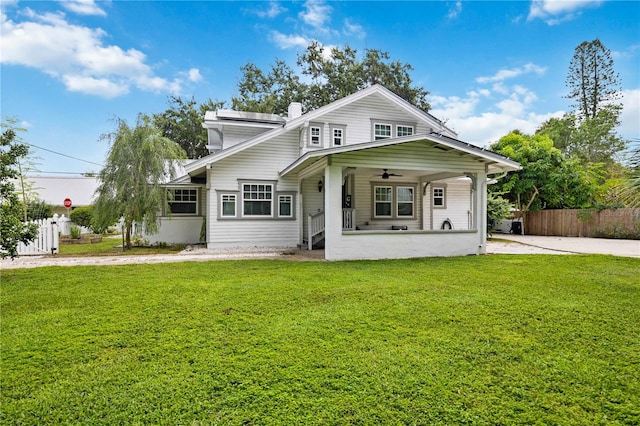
[25,142,104,167]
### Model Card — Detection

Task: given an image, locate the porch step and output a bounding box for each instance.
[302,232,325,250]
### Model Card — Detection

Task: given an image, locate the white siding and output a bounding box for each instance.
[223,126,271,149]
[424,180,473,231]
[207,132,301,249]
[301,177,324,238]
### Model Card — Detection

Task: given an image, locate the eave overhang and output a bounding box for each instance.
[279,133,521,177]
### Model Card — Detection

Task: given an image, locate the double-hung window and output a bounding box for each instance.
[329,124,346,146]
[243,183,273,216]
[372,184,416,219]
[309,124,322,146]
[167,188,198,214]
[374,186,393,217]
[333,128,343,146]
[396,187,414,217]
[432,186,446,208]
[278,195,293,217]
[221,194,237,217]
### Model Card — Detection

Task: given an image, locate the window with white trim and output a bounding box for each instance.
[309,125,322,146]
[333,128,343,146]
[374,123,392,140]
[278,195,293,217]
[374,186,393,217]
[396,125,414,137]
[432,186,446,208]
[221,194,237,217]
[396,187,414,217]
[167,188,198,215]
[372,183,417,219]
[243,183,273,216]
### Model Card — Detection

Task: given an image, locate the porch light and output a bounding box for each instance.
[318,179,323,192]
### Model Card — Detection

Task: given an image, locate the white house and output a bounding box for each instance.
[149,85,520,260]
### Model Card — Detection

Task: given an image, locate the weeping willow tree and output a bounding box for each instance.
[93,115,186,249]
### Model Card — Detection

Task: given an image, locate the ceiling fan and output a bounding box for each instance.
[374,169,403,179]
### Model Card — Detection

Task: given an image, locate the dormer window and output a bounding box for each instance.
[309,124,323,146]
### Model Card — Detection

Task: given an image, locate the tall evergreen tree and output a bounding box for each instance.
[566,39,621,120]
[561,39,626,164]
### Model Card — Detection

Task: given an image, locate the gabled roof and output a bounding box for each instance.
[185,85,483,176]
[279,133,521,177]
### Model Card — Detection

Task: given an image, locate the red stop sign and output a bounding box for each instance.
[63,198,72,208]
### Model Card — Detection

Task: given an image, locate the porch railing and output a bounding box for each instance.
[342,208,355,230]
[307,210,325,250]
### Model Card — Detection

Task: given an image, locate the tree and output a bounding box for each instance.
[489,131,597,218]
[1,118,38,259]
[566,39,621,120]
[93,115,187,249]
[232,43,429,115]
[562,39,626,164]
[622,143,640,208]
[487,193,513,235]
[69,205,93,230]
[153,96,225,159]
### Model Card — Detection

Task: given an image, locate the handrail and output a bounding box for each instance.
[307,210,325,250]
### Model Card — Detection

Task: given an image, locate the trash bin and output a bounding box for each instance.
[511,221,522,235]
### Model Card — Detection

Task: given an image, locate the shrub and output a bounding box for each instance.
[69,206,93,230]
[26,199,53,220]
[69,226,81,239]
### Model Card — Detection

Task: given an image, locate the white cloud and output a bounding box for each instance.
[447,1,462,19]
[620,88,640,141]
[63,74,128,98]
[612,44,640,60]
[269,30,309,49]
[1,8,197,98]
[253,1,286,19]
[343,18,365,38]
[431,86,563,146]
[299,0,332,31]
[476,63,547,84]
[187,68,202,83]
[528,0,603,25]
[58,0,107,17]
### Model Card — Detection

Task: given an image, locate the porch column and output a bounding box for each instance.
[324,164,343,260]
[477,171,488,254]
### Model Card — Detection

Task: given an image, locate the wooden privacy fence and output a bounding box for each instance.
[524,208,640,238]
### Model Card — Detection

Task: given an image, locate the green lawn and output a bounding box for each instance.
[57,236,186,257]
[1,255,639,425]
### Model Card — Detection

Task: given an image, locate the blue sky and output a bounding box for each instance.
[2,0,639,175]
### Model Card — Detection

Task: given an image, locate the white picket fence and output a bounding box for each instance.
[17,214,61,256]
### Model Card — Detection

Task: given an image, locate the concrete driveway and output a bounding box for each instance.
[497,234,640,258]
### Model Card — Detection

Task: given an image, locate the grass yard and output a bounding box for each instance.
[57,236,185,257]
[1,255,639,425]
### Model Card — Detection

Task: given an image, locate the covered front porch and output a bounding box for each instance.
[280,136,520,260]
